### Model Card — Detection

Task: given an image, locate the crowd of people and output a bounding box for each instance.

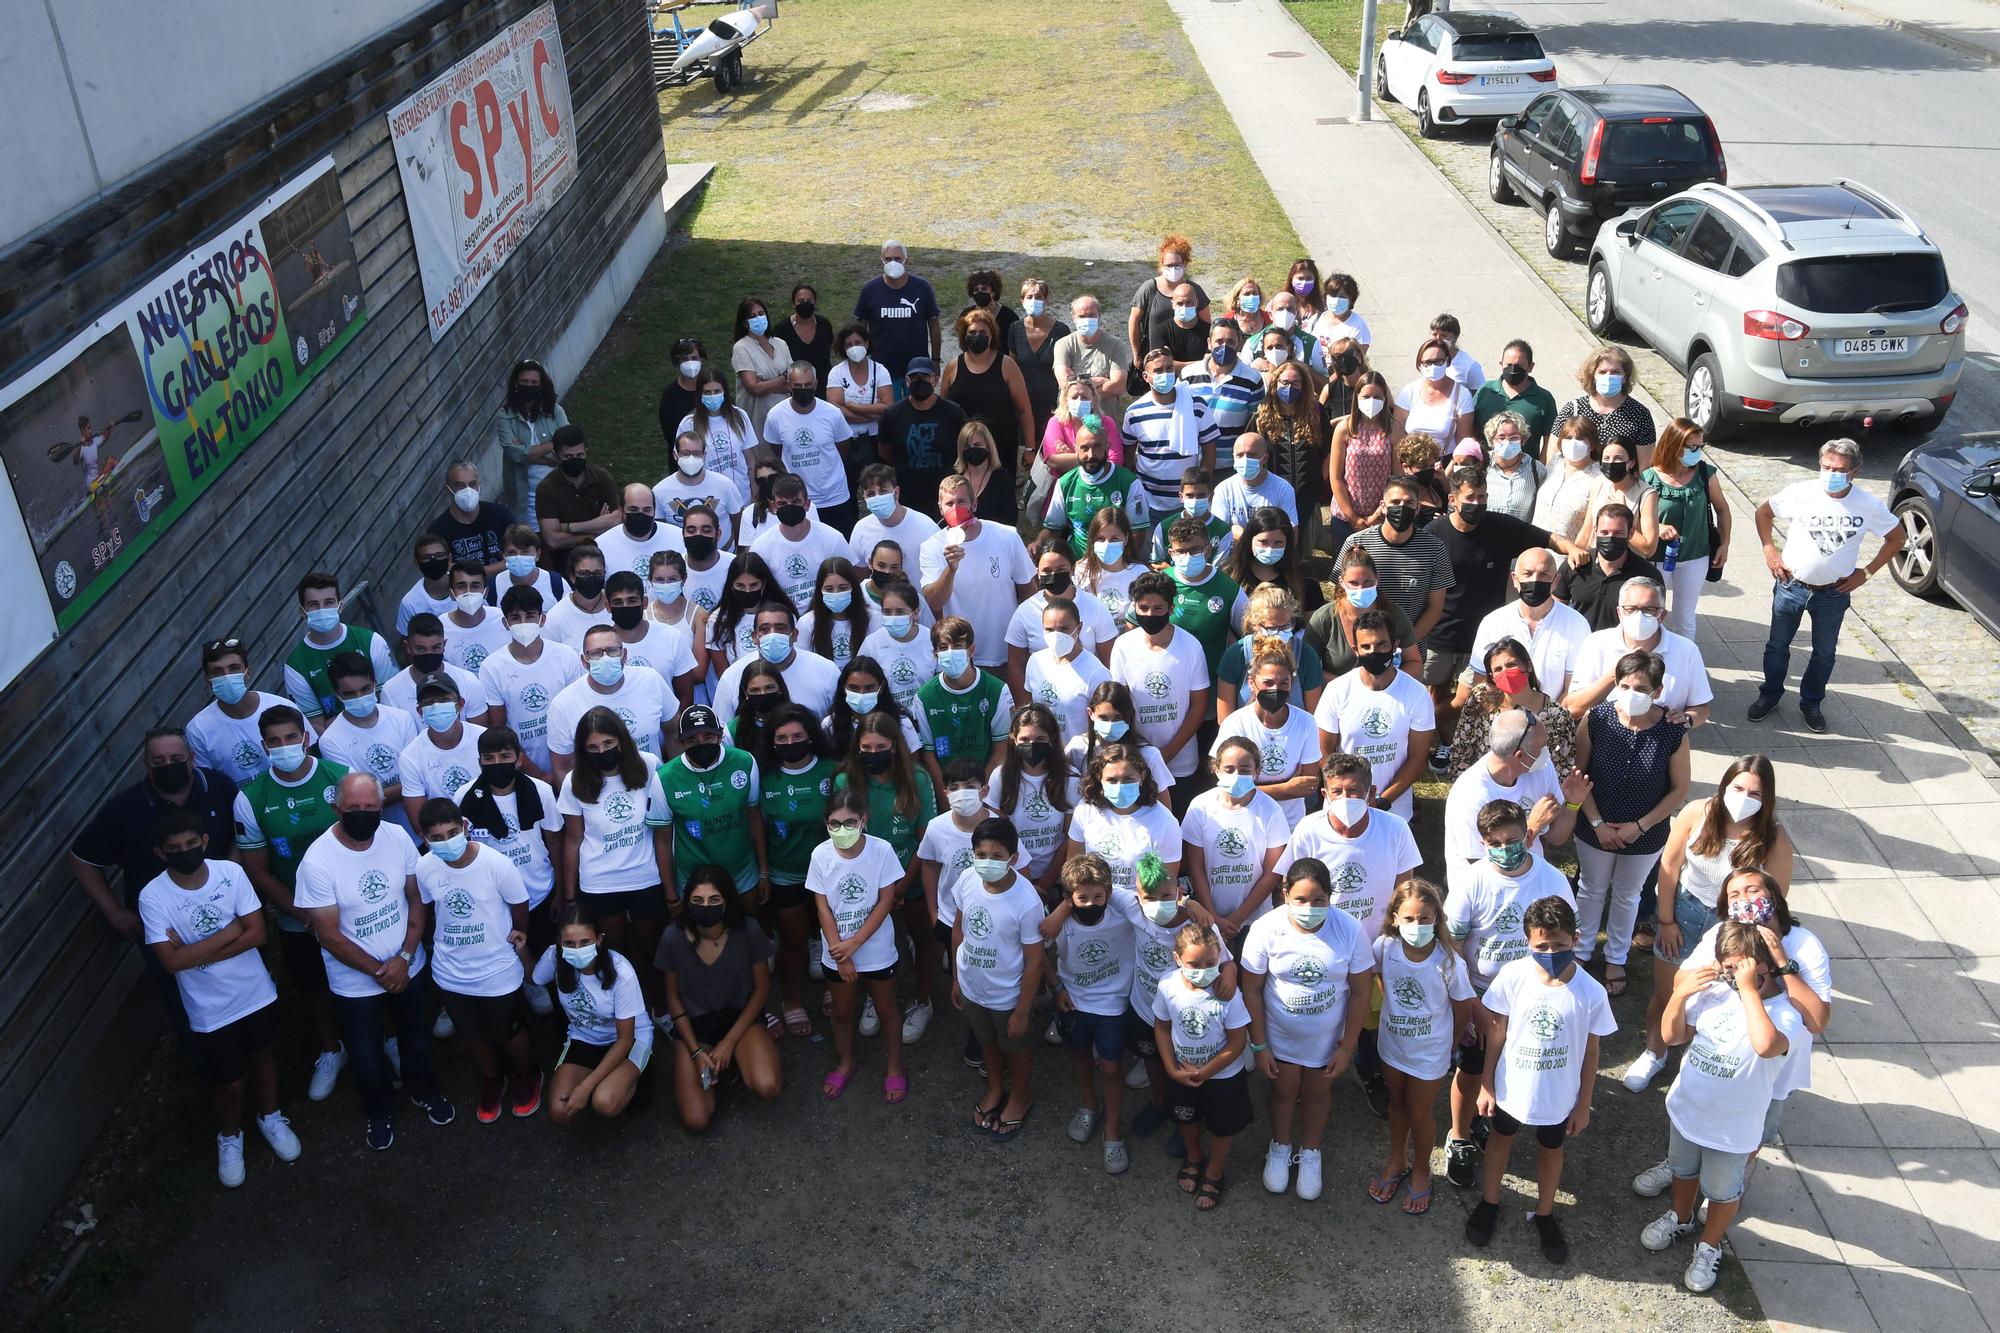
[72,236,1906,1288]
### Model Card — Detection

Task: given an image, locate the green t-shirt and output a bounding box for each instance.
[834,767,937,866]
[914,670,1009,767]
[1149,513,1231,566]
[285,624,383,719]
[1170,570,1241,676]
[652,747,761,892]
[235,758,350,931]
[1046,464,1148,558]
[1643,462,1718,561]
[762,757,839,884]
[1473,380,1560,447]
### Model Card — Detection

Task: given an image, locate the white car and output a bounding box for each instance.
[1375,10,1557,138]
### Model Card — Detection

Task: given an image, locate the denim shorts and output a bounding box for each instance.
[1059,1008,1127,1063]
[1655,888,1722,966]
[1668,1121,1750,1203]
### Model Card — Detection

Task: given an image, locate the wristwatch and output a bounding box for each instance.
[1588,817,1605,829]
[397,949,416,965]
[1774,961,1800,978]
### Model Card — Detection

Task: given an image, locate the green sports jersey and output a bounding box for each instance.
[835,767,936,866]
[1048,464,1147,558]
[651,747,760,892]
[914,670,1006,767]
[1171,570,1240,676]
[761,758,839,883]
[235,758,350,932]
[285,625,382,718]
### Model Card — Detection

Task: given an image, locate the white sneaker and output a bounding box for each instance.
[256,1111,302,1162]
[1123,1060,1151,1090]
[432,1008,456,1039]
[807,955,824,982]
[1697,1195,1712,1226]
[308,1045,346,1102]
[1295,1147,1324,1201]
[1262,1142,1294,1194]
[384,1036,402,1085]
[1632,1157,1676,1197]
[1623,1047,1668,1092]
[859,997,881,1037]
[523,982,554,1016]
[217,1133,246,1188]
[1043,1017,1064,1046]
[1641,1207,1699,1251]
[1683,1241,1723,1293]
[901,999,933,1043]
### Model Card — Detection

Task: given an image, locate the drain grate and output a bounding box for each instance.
[1316,116,1350,124]
[1268,49,1304,58]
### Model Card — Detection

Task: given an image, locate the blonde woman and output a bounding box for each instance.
[1226,276,1271,341]
[1554,345,1656,469]
[1039,379,1127,476]
[953,420,1016,524]
[1006,276,1069,447]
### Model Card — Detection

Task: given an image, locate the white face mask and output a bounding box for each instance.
[844,344,868,363]
[676,454,703,476]
[453,592,485,616]
[1357,396,1385,419]
[1613,685,1654,716]
[1044,628,1076,657]
[947,788,984,818]
[1272,310,1297,331]
[1327,795,1369,828]
[1621,609,1661,641]
[1561,438,1593,463]
[509,621,542,646]
[1161,263,1186,283]
[1722,789,1763,823]
[883,259,906,279]
[452,485,480,510]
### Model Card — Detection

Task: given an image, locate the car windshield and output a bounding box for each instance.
[1775,254,1950,314]
[1603,121,1714,170]
[1454,33,1544,61]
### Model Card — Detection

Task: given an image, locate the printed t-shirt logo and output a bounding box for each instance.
[1292,955,1327,987]
[966,906,994,939]
[1527,1005,1562,1041]
[1261,742,1286,774]
[729,770,749,791]
[1097,829,1124,858]
[1142,940,1172,973]
[1206,596,1224,614]
[605,792,636,823]
[462,645,490,672]
[1494,903,1523,937]
[444,888,476,919]
[836,873,868,904]
[890,659,918,686]
[786,554,809,580]
[951,848,974,872]
[521,684,550,712]
[1334,862,1369,897]
[1143,672,1171,700]
[321,785,338,805]
[1178,1005,1210,1039]
[442,766,475,794]
[232,740,262,772]
[1024,789,1052,820]
[365,744,396,775]
[189,901,226,936]
[1361,707,1394,739]
[1393,976,1424,1009]
[571,983,599,1017]
[1079,939,1111,967]
[1215,827,1247,859]
[615,708,639,735]
[693,588,718,611]
[359,870,392,904]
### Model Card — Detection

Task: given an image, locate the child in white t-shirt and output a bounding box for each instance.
[808,790,908,1103]
[522,908,652,1125]
[1051,853,1136,1175]
[1372,880,1476,1217]
[941,818,1047,1142]
[1154,922,1254,1211]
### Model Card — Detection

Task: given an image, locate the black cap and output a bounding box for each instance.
[679,704,721,738]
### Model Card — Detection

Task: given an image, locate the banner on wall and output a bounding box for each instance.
[0,157,367,665]
[387,3,579,342]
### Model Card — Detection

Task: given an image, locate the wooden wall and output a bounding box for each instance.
[0,0,667,1268]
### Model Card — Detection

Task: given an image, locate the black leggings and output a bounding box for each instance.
[1491,1106,1567,1150]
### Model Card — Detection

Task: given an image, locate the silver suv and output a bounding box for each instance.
[1585,181,1967,439]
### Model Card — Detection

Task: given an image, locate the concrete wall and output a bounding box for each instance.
[0,0,667,1272]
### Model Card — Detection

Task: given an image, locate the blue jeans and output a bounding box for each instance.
[1759,579,1851,709]
[334,973,438,1119]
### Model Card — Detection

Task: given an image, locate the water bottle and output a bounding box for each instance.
[1662,538,1680,574]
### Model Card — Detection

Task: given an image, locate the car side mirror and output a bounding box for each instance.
[1499,116,1519,131]
[1967,471,1996,500]
[1385,30,1402,41]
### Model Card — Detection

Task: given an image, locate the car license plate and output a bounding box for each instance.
[1836,337,1909,355]
[1480,75,1520,87]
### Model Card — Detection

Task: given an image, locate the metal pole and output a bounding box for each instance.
[1358,0,1377,122]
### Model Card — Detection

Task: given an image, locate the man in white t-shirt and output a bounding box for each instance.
[1565,577,1713,728]
[398,677,487,833]
[1275,754,1421,941]
[1109,572,1212,785]
[751,474,852,614]
[1467,548,1591,699]
[654,431,744,550]
[1314,610,1436,821]
[712,600,840,726]
[185,637,293,786]
[849,462,941,566]
[541,547,613,650]
[398,533,457,636]
[765,362,857,520]
[441,562,511,675]
[594,484,686,583]
[1749,438,1904,734]
[918,474,1037,669]
[321,651,422,817]
[1441,709,1584,894]
[545,624,673,781]
[382,614,490,720]
[480,584,586,780]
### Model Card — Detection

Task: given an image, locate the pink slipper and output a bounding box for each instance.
[822,1068,851,1100]
[884,1074,908,1104]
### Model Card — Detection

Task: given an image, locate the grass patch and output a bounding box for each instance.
[570,0,1304,484]
[1287,0,1371,78]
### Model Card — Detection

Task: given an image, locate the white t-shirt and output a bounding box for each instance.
[676,409,758,498]
[848,507,940,565]
[859,625,936,711]
[1666,985,1805,1153]
[1212,472,1300,530]
[752,521,853,614]
[185,694,293,786]
[138,862,277,1031]
[1469,600,1593,697]
[443,610,512,675]
[737,500,822,550]
[1394,379,1475,438]
[478,641,586,772]
[555,756,666,893]
[1056,901,1138,1019]
[1180,789,1287,920]
[532,946,654,1057]
[1443,854,1576,991]
[1064,735,1174,795]
[1682,922,1831,1100]
[1153,975,1253,1078]
[763,399,855,506]
[399,723,488,805]
[917,810,982,901]
[1447,346,1487,393]
[654,471,744,549]
[541,597,614,652]
[1442,757,1564,890]
[1004,590,1118,656]
[618,620,698,685]
[1309,309,1372,352]
[293,832,427,999]
[1084,564,1146,630]
[683,559,732,618]
[546,667,672,758]
[398,579,456,636]
[828,357,894,438]
[1275,807,1423,942]
[318,704,422,794]
[1484,957,1617,1126]
[416,844,529,996]
[1069,801,1184,894]
[1108,626,1212,777]
[1115,892,1230,1018]
[1212,704,1320,824]
[712,648,840,727]
[453,775,563,907]
[1769,478,1897,586]
[942,875,1047,1009]
[918,522,1037,668]
[986,768,1075,879]
[807,835,905,972]
[381,662,489,718]
[1314,667,1436,821]
[1023,648,1111,741]
[594,523,688,584]
[1569,626,1714,713]
[796,608,875,670]
[1374,934,1477,1081]
[1241,908,1375,1066]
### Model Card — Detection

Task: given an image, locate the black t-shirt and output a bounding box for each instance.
[1555,551,1664,632]
[877,397,969,520]
[1425,511,1551,651]
[429,501,517,569]
[70,769,239,908]
[654,921,774,1017]
[969,468,1018,524]
[777,316,833,394]
[853,276,940,379]
[1131,278,1210,361]
[657,379,699,447]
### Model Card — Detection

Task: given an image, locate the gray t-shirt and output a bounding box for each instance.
[654,920,774,1018]
[1338,526,1456,627]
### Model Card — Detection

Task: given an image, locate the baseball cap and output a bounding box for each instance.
[678,704,722,738]
[906,357,938,378]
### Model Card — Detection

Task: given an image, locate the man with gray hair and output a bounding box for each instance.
[1566,574,1712,729]
[1749,438,1904,733]
[1440,707,1588,893]
[853,239,940,382]
[429,458,516,578]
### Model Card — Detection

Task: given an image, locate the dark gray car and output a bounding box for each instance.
[1890,437,2000,635]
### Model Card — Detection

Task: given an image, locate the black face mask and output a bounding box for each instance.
[962,331,991,354]
[1516,579,1553,608]
[727,585,764,608]
[964,446,990,468]
[775,503,808,528]
[340,809,382,840]
[1356,649,1397,676]
[418,554,450,580]
[1037,569,1073,595]
[774,739,812,766]
[609,604,645,630]
[685,741,722,768]
[412,650,445,674]
[1457,502,1487,526]
[746,693,781,713]
[1499,364,1528,385]
[558,456,587,477]
[1019,740,1053,767]
[1133,610,1170,635]
[686,901,728,928]
[150,760,193,794]
[163,846,207,875]
[480,760,518,788]
[623,512,656,539]
[1596,534,1631,562]
[1256,687,1290,712]
[795,300,816,320]
[589,747,623,772]
[572,574,606,600]
[1601,459,1631,483]
[907,378,935,402]
[1382,503,1416,533]
[862,750,893,774]
[1332,354,1360,375]
[683,535,716,563]
[870,568,896,589]
[1071,901,1108,926]
[972,291,993,308]
[789,386,816,408]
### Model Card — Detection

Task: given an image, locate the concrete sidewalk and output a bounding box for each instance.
[1815,0,2000,64]
[1170,0,2000,1327]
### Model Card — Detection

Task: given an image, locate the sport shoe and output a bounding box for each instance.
[901,999,933,1043]
[1684,1240,1723,1292]
[1130,1103,1166,1138]
[477,1077,505,1124]
[523,982,554,1016]
[1043,1017,1064,1046]
[1624,1047,1668,1092]
[1295,1147,1324,1201]
[384,1037,402,1087]
[1531,1211,1569,1263]
[1428,743,1452,773]
[217,1133,246,1188]
[1747,695,1778,722]
[1262,1141,1294,1194]
[1801,704,1829,734]
[807,955,824,982]
[1363,1072,1390,1119]
[1697,1195,1712,1226]
[1465,1199,1500,1247]
[1124,1060,1151,1090]
[510,1070,543,1118]
[1471,1114,1491,1147]
[859,997,881,1037]
[1445,1136,1480,1188]
[432,1008,456,1039]
[255,1111,301,1162]
[1103,1139,1130,1175]
[411,1091,455,1126]
[1633,1157,1676,1197]
[1068,1105,1101,1144]
[309,1044,346,1101]
[365,1117,394,1151]
[1641,1207,1699,1251]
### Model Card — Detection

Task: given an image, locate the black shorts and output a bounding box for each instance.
[1491,1106,1568,1150]
[1167,1069,1254,1138]
[558,1038,653,1073]
[768,879,811,912]
[688,1007,747,1048]
[188,1002,280,1083]
[1453,1031,1488,1076]
[582,885,667,923]
[439,987,527,1047]
[1124,1007,1161,1060]
[526,902,557,959]
[276,924,330,996]
[832,964,896,983]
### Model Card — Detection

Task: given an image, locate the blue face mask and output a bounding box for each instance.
[747,314,768,336]
[1254,544,1286,566]
[1821,468,1850,494]
[1346,583,1378,608]
[1076,316,1100,338]
[1594,371,1624,396]
[1150,371,1177,395]
[429,832,468,862]
[210,672,247,705]
[1092,539,1125,566]
[1091,717,1128,740]
[1276,382,1300,405]
[1238,293,1261,313]
[758,633,791,665]
[305,607,340,635]
[1494,440,1523,462]
[1023,298,1046,318]
[1290,902,1328,929]
[1173,306,1197,325]
[1211,344,1236,367]
[588,654,626,686]
[1174,552,1209,581]
[1681,448,1703,467]
[505,554,537,579]
[1222,772,1255,800]
[422,702,460,732]
[701,392,725,412]
[937,647,970,677]
[883,613,913,637]
[1532,948,1576,980]
[1183,497,1210,519]
[268,742,307,771]
[1103,780,1140,810]
[845,689,878,714]
[1239,457,1264,482]
[341,693,378,720]
[865,492,897,520]
[822,589,852,614]
[1330,296,1352,317]
[1181,964,1221,988]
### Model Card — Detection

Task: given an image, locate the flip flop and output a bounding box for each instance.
[783,1006,812,1038]
[1195,1176,1225,1211]
[883,1075,908,1105]
[1368,1168,1412,1204]
[1403,1182,1434,1216]
[822,1069,851,1100]
[1178,1158,1206,1194]
[973,1100,1002,1133]
[763,1010,784,1040]
[991,1104,1033,1143]
[1605,966,1629,998]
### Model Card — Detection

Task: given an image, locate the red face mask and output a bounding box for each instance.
[942,502,972,527]
[1492,666,1529,695]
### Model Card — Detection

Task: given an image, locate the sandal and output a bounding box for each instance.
[1631,922,1657,950]
[991,1104,1033,1143]
[1403,1182,1434,1216]
[783,1006,812,1038]
[1368,1168,1412,1204]
[1605,964,1629,998]
[973,1100,1002,1133]
[884,1075,908,1105]
[1195,1176,1225,1211]
[1178,1158,1205,1194]
[763,1010,783,1040]
[822,1068,851,1100]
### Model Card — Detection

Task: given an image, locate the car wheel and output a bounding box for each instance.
[713,64,732,93]
[1890,496,1940,596]
[1376,57,1395,104]
[727,51,745,88]
[1685,353,1740,442]
[1585,262,1620,335]
[1416,90,1438,138]
[1489,149,1517,204]
[1543,201,1576,259]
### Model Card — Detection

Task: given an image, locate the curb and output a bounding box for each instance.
[1810,0,2000,67]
